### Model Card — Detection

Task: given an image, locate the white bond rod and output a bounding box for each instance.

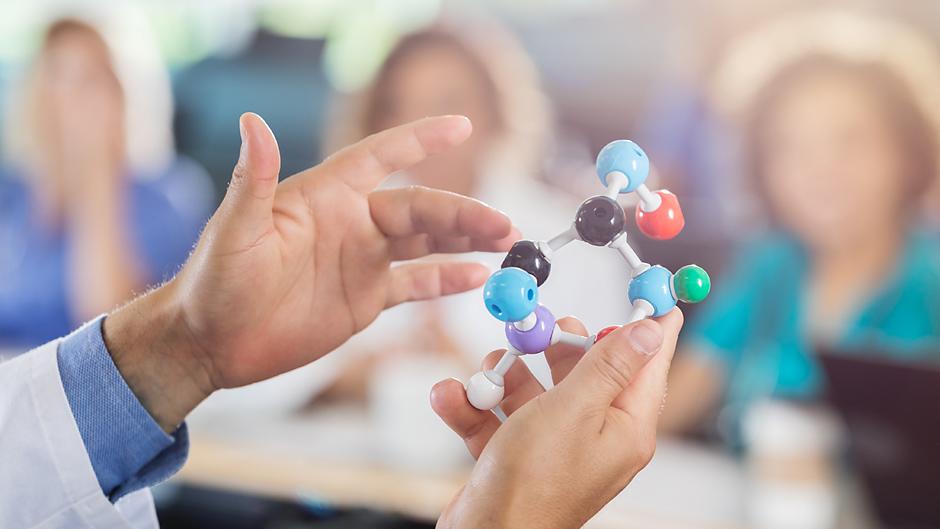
[627,299,654,324]
[548,226,578,251]
[609,233,650,276]
[605,171,629,200]
[635,184,662,212]
[513,311,538,331]
[554,329,593,350]
[492,347,521,377]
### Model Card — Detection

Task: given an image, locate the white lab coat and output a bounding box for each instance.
[0,339,159,529]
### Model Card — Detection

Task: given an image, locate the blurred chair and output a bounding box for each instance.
[172,30,332,200]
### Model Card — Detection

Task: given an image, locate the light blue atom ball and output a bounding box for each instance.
[483,267,538,322]
[628,265,676,317]
[595,140,650,193]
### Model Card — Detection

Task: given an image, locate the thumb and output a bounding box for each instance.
[221,112,281,234]
[552,318,664,414]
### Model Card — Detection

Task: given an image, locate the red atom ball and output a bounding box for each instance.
[635,189,685,240]
[594,325,619,343]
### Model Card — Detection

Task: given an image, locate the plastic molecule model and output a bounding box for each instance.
[465,140,711,411]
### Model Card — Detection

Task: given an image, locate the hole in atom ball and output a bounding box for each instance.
[491,304,502,315]
[594,206,606,218]
[633,148,644,157]
[527,289,534,301]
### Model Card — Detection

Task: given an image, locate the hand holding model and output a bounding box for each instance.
[432,311,684,529]
[104,113,519,432]
[430,140,707,528]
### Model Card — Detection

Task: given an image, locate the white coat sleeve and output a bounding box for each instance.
[0,341,160,529]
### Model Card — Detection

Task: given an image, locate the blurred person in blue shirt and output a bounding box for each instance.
[660,10,940,440]
[0,15,212,350]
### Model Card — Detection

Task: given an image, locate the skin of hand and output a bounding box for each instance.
[103,113,519,431]
[431,311,684,529]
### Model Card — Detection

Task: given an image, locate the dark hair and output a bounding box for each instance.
[362,29,504,135]
[45,18,105,47]
[746,54,937,216]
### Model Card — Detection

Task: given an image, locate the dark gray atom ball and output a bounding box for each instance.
[574,195,625,246]
[501,240,551,286]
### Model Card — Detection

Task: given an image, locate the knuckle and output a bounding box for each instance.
[592,345,635,391]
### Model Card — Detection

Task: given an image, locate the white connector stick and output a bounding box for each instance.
[627,299,655,324]
[466,346,523,410]
[547,226,579,251]
[512,311,538,332]
[493,346,522,376]
[609,233,650,277]
[635,184,662,212]
[605,171,629,199]
[552,327,593,350]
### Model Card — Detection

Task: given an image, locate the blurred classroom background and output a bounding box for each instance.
[2,0,940,528]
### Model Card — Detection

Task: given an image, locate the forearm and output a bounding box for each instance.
[66,172,145,320]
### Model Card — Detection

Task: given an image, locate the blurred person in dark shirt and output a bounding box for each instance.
[0,14,212,350]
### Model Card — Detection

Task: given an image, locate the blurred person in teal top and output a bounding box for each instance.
[660,11,940,439]
[0,15,211,350]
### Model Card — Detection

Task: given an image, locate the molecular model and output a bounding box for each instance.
[465,140,712,411]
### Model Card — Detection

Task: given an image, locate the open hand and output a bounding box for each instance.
[105,113,518,430]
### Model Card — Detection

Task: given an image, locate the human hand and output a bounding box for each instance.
[431,310,683,529]
[104,113,518,430]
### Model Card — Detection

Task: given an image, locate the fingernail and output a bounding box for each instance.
[239,116,249,162]
[627,320,663,356]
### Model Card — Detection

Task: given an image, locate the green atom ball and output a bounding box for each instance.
[673,265,710,304]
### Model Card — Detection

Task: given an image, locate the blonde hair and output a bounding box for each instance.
[3,6,174,176]
[711,8,940,142]
[327,19,553,179]
[710,8,940,216]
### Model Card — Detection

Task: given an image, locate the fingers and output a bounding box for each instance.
[220,113,281,237]
[388,231,520,261]
[385,261,490,308]
[370,186,513,241]
[611,309,684,421]
[430,378,500,459]
[323,116,472,193]
[544,317,590,385]
[552,317,665,417]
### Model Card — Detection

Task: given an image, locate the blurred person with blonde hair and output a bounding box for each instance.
[661,9,940,439]
[0,12,211,350]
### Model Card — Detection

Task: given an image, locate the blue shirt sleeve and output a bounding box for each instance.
[56,316,190,501]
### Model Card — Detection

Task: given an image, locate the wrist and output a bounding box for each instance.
[103,280,216,432]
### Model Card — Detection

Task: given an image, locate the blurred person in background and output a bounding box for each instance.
[660,10,940,441]
[0,14,212,350]
[314,22,634,406]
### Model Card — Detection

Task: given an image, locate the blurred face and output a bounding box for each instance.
[374,43,499,193]
[760,71,908,252]
[35,27,124,173]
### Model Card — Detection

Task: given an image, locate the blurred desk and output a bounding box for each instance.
[177,436,464,521]
[176,405,467,521]
[174,406,749,529]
